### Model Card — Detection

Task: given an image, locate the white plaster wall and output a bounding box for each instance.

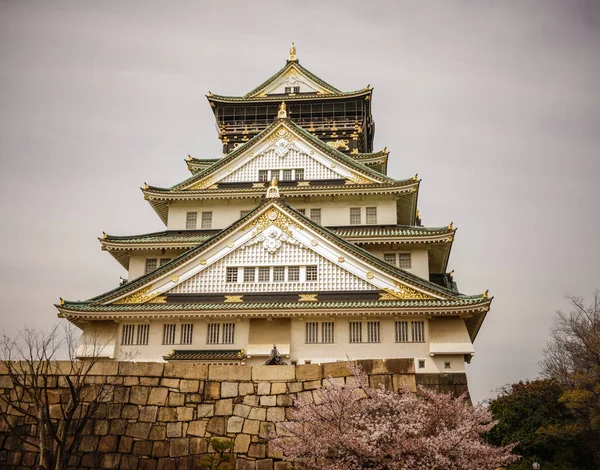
[167,200,262,231]
[368,248,430,280]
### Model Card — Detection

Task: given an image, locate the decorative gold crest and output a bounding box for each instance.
[224,295,243,303]
[244,209,299,238]
[186,176,215,190]
[298,293,318,302]
[114,286,164,304]
[327,140,350,151]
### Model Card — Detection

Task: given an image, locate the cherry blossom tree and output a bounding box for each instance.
[272,364,518,470]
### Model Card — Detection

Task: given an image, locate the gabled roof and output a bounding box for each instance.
[208,88,371,103]
[186,156,219,174]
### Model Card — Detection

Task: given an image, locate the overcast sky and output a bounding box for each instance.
[1,0,599,403]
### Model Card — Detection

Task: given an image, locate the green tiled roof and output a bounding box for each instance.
[165,350,245,361]
[209,89,370,102]
[103,230,218,245]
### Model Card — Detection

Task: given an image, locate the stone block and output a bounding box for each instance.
[302,380,320,390]
[177,406,195,421]
[169,391,185,407]
[323,376,344,388]
[208,364,251,381]
[186,392,203,404]
[369,374,393,391]
[252,366,295,382]
[148,387,169,406]
[119,436,133,453]
[259,395,276,406]
[276,394,293,407]
[222,381,239,398]
[266,407,285,422]
[152,441,170,458]
[248,443,266,459]
[130,386,150,405]
[100,453,121,469]
[206,417,225,435]
[236,458,256,470]
[140,377,161,387]
[296,391,314,404]
[204,381,221,400]
[259,422,275,439]
[271,382,287,395]
[139,459,158,470]
[215,398,233,415]
[234,403,251,418]
[295,363,322,381]
[119,362,164,377]
[107,403,123,419]
[227,416,244,433]
[180,379,200,393]
[89,360,119,376]
[239,382,255,396]
[133,440,153,456]
[234,433,251,453]
[126,422,152,439]
[242,419,260,435]
[164,362,208,379]
[243,394,259,406]
[160,378,180,389]
[169,437,189,458]
[197,403,214,418]
[120,454,139,470]
[149,424,167,440]
[187,419,208,437]
[274,463,293,470]
[113,386,130,403]
[166,422,183,438]
[248,407,266,421]
[109,419,127,436]
[78,435,99,452]
[287,382,302,393]
[266,441,284,459]
[256,460,274,470]
[157,406,177,422]
[312,389,324,405]
[257,382,271,395]
[123,376,139,386]
[190,437,208,455]
[139,405,159,422]
[94,419,109,435]
[322,362,352,378]
[384,358,414,374]
[393,374,417,393]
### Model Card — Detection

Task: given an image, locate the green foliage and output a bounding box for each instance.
[486,379,590,469]
[198,437,234,470]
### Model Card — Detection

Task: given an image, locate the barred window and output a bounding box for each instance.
[412,321,425,342]
[366,207,377,224]
[163,324,176,345]
[349,322,362,343]
[297,208,306,215]
[295,168,304,181]
[309,208,321,224]
[395,321,409,342]
[282,169,293,181]
[137,324,150,345]
[207,324,220,344]
[383,253,397,266]
[293,86,300,93]
[288,266,300,282]
[159,258,172,266]
[122,324,135,345]
[284,86,292,94]
[322,322,335,343]
[306,322,318,344]
[226,267,238,283]
[243,267,256,283]
[240,210,252,218]
[367,321,380,343]
[186,212,197,229]
[258,170,269,182]
[350,207,361,225]
[145,258,157,274]
[273,266,285,282]
[258,266,270,282]
[180,323,193,345]
[201,211,213,229]
[222,323,235,344]
[398,253,412,269]
[306,265,318,282]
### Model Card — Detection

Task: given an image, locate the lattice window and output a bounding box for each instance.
[412,321,425,342]
[367,321,380,343]
[201,211,213,229]
[284,86,292,94]
[181,323,193,345]
[293,86,300,93]
[395,321,409,342]
[282,169,293,181]
[349,322,362,343]
[240,210,252,218]
[122,325,135,345]
[306,265,318,282]
[137,324,150,345]
[297,208,306,215]
[350,207,361,225]
[186,212,197,229]
[295,168,304,180]
[309,208,321,224]
[273,266,285,282]
[258,170,269,182]
[226,267,238,283]
[288,266,300,282]
[383,253,397,266]
[223,323,235,344]
[163,324,176,345]
[322,322,335,343]
[366,207,377,225]
[258,266,270,282]
[306,322,318,344]
[243,267,256,283]
[398,253,411,269]
[145,259,158,274]
[207,324,220,344]
[159,258,172,266]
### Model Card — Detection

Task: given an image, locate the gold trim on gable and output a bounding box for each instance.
[298,293,318,302]
[114,286,164,304]
[381,282,437,300]
[224,295,243,303]
[243,209,300,238]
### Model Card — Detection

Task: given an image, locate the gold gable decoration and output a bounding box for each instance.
[186,176,216,191]
[114,286,164,304]
[244,209,300,238]
[380,282,437,300]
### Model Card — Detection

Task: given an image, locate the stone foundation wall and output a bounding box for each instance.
[0,359,468,469]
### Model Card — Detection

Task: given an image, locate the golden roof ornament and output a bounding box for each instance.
[448,221,454,230]
[288,42,297,62]
[144,182,149,189]
[59,297,64,306]
[277,101,287,119]
[187,154,193,161]
[266,176,280,199]
[412,173,419,181]
[483,289,489,299]
[449,269,454,279]
[102,231,108,239]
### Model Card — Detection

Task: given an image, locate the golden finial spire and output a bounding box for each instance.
[449,269,454,279]
[102,231,108,239]
[144,182,149,189]
[266,177,280,199]
[448,221,454,230]
[187,154,193,161]
[278,101,287,118]
[288,42,297,62]
[483,289,489,299]
[59,297,65,306]
[412,173,419,181]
